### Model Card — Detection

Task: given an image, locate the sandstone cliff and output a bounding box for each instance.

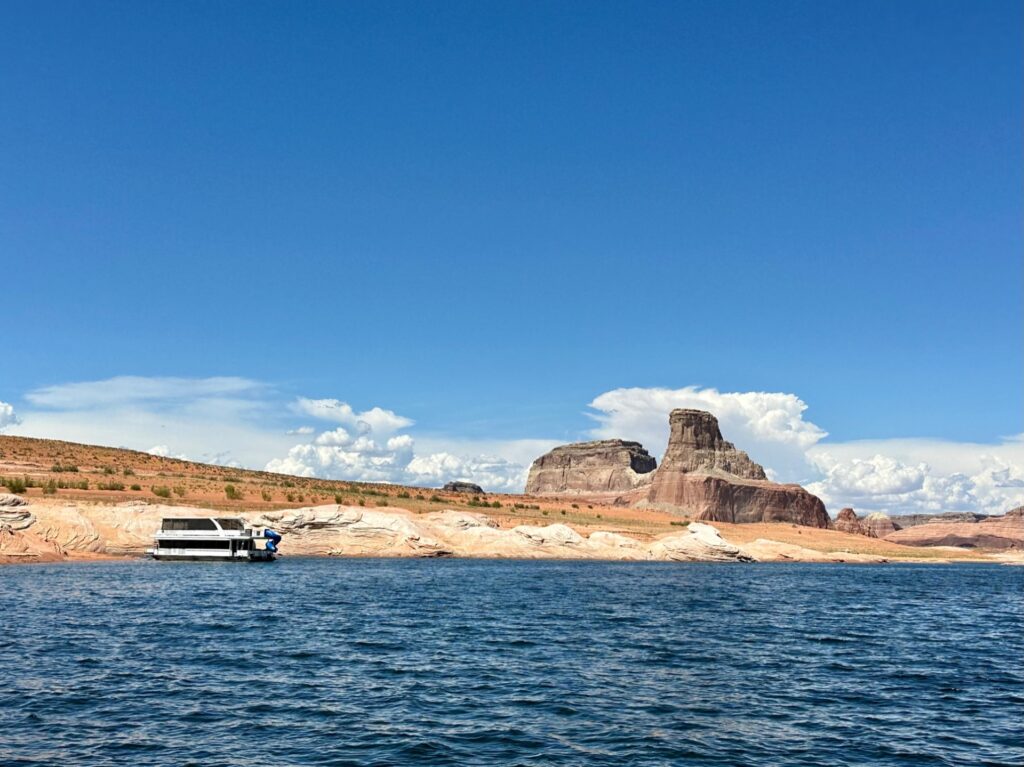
[884,508,1024,550]
[833,508,867,535]
[525,439,657,495]
[526,410,830,528]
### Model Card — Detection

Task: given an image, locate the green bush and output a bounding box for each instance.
[262,490,273,502]
[172,486,186,498]
[102,466,115,475]
[358,498,365,506]
[130,484,142,491]
[3,476,27,494]
[397,491,411,499]
[152,486,171,498]
[333,494,344,504]
[123,467,135,476]
[42,479,57,495]
[491,501,501,508]
[98,481,125,491]
[224,484,243,500]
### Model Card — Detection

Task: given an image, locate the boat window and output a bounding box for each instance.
[157,539,230,549]
[161,518,217,531]
[215,518,244,531]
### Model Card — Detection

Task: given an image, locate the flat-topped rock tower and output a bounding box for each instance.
[526,408,831,528]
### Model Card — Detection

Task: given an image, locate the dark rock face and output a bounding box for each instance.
[834,508,867,535]
[526,409,831,529]
[659,409,766,480]
[443,481,485,494]
[525,440,657,495]
[887,512,986,529]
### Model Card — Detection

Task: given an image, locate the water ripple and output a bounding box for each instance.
[0,560,1021,766]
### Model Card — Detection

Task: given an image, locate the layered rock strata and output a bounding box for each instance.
[527,409,831,528]
[0,501,755,563]
[525,439,657,495]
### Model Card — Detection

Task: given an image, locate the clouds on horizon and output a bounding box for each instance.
[4,377,1023,514]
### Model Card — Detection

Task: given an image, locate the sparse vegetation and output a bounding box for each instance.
[123,467,135,476]
[263,490,274,502]
[97,481,125,491]
[102,466,115,475]
[152,486,171,498]
[51,463,79,473]
[397,491,410,499]
[224,484,243,500]
[42,479,57,495]
[429,495,442,503]
[130,484,142,491]
[2,476,27,494]
[172,486,186,498]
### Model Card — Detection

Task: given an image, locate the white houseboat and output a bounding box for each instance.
[150,517,282,562]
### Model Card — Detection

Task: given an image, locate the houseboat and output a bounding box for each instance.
[150,517,282,562]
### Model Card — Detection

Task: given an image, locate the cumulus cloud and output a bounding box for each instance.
[0,401,20,432]
[286,426,315,435]
[588,386,827,481]
[294,398,413,435]
[267,409,527,492]
[807,439,1024,516]
[147,445,190,461]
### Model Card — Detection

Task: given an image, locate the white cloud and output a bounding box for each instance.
[806,438,1024,516]
[294,397,413,435]
[26,376,263,409]
[147,445,190,461]
[267,420,527,492]
[0,401,20,432]
[588,386,827,481]
[287,426,315,435]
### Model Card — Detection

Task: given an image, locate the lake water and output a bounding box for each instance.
[1,559,1022,766]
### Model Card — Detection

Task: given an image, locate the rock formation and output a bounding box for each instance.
[657,409,766,479]
[0,500,756,563]
[442,481,484,494]
[525,439,657,495]
[884,507,1024,550]
[833,508,867,535]
[862,512,898,538]
[526,409,831,528]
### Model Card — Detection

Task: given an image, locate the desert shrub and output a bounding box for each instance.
[262,490,273,502]
[282,480,296,488]
[172,486,186,498]
[670,520,691,527]
[130,484,142,491]
[151,486,171,498]
[296,494,305,502]
[415,494,425,501]
[102,466,115,475]
[491,501,501,508]
[42,479,57,495]
[333,494,344,504]
[376,499,388,507]
[224,484,243,500]
[358,498,366,506]
[560,510,566,515]
[397,491,411,499]
[571,503,579,509]
[123,467,135,476]
[3,476,27,494]
[596,514,602,519]
[429,495,442,503]
[51,463,79,473]
[285,492,295,502]
[98,481,125,491]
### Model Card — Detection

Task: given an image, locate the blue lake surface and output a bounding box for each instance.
[1,559,1022,766]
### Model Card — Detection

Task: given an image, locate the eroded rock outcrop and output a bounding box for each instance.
[1,500,757,563]
[525,439,657,495]
[527,409,830,528]
[862,512,898,539]
[833,508,867,535]
[646,410,830,527]
[442,481,484,494]
[884,508,1024,550]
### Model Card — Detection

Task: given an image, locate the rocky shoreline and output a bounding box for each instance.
[3,496,1019,566]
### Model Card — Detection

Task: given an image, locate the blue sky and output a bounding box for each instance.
[1,2,1021,512]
